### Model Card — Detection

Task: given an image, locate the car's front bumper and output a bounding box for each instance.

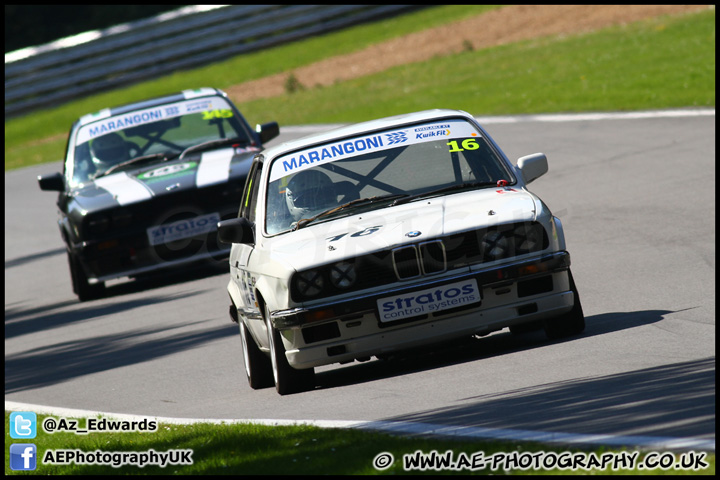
[70,203,242,283]
[88,246,231,283]
[73,228,231,284]
[271,251,574,369]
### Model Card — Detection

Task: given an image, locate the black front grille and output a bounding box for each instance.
[392,245,421,279]
[419,240,446,274]
[391,241,447,280]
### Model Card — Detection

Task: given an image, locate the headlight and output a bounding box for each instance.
[480,230,510,261]
[481,223,548,261]
[294,269,324,298]
[514,222,545,254]
[329,262,356,288]
[111,209,133,228]
[86,214,110,235]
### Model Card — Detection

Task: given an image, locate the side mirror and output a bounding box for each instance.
[218,217,255,244]
[517,153,548,184]
[256,121,279,144]
[38,172,65,191]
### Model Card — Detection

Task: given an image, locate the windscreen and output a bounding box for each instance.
[69,96,252,185]
[265,118,514,234]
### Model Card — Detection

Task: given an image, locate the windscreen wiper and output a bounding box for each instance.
[95,153,170,178]
[293,193,408,230]
[391,181,498,206]
[178,137,248,160]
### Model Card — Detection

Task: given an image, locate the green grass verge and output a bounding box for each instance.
[5,412,715,475]
[237,8,715,124]
[4,6,714,171]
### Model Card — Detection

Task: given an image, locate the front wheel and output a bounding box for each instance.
[239,319,274,389]
[67,251,105,302]
[265,306,315,395]
[543,269,585,339]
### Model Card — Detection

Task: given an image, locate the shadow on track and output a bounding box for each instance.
[380,357,716,443]
[313,309,679,391]
[310,309,714,443]
[5,320,236,394]
[5,263,235,394]
[5,262,229,339]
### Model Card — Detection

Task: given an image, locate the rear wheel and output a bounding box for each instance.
[265,306,315,395]
[67,251,105,302]
[239,320,274,389]
[543,269,585,339]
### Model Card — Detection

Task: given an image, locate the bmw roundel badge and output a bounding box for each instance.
[405,231,422,238]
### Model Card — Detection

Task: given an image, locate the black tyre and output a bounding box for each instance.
[239,320,274,389]
[265,306,315,395]
[543,269,585,339]
[67,251,105,302]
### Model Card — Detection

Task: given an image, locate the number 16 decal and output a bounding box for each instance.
[447,138,479,153]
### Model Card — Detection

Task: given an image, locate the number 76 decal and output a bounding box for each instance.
[327,226,382,242]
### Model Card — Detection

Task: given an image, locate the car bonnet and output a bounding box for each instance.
[72,147,256,209]
[264,187,539,272]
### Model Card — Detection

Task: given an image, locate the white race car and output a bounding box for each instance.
[218,109,584,394]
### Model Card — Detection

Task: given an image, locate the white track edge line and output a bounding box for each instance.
[5,400,714,451]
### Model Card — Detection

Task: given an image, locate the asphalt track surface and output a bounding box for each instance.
[5,110,715,451]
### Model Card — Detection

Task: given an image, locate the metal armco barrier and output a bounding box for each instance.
[5,5,425,118]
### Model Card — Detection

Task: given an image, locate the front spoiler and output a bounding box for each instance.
[271,251,571,329]
[86,247,230,283]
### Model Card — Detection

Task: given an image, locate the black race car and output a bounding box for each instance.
[38,87,279,301]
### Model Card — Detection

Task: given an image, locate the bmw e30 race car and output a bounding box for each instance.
[217,109,585,395]
[38,87,279,301]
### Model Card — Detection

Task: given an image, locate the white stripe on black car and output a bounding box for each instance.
[94,172,154,205]
[196,148,233,187]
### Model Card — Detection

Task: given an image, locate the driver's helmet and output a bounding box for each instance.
[90,133,130,170]
[285,170,337,221]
